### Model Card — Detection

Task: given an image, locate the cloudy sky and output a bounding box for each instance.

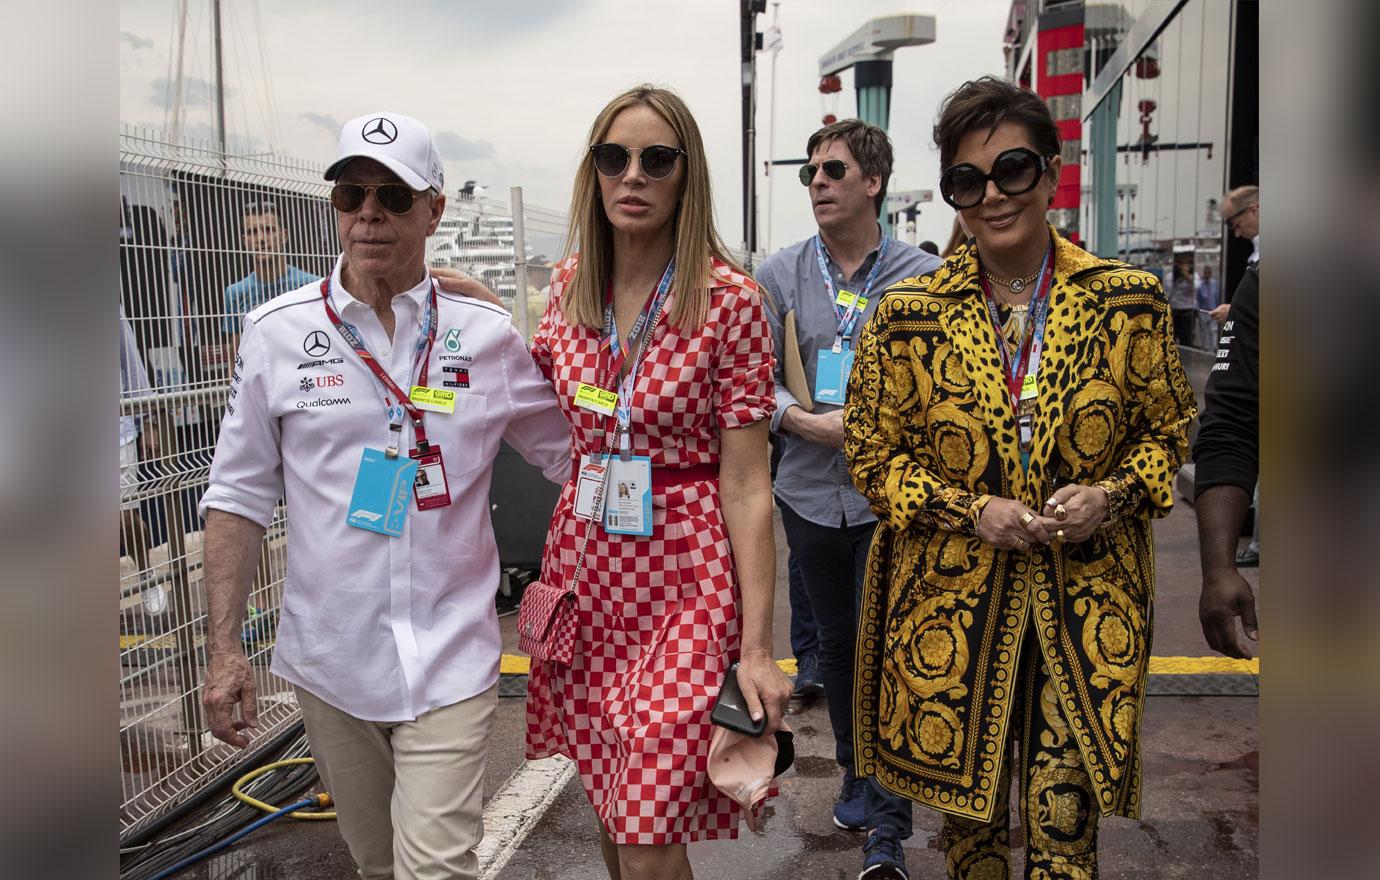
[120,0,1012,251]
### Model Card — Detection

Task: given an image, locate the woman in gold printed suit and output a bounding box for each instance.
[844,77,1196,879]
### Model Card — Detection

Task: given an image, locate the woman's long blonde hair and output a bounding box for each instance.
[560,84,744,331]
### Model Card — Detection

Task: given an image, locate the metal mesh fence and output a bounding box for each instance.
[117,125,567,838]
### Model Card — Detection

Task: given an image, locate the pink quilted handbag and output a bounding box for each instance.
[517,580,577,665]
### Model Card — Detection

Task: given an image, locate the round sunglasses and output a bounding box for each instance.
[330,183,420,215]
[798,159,849,186]
[590,143,686,180]
[939,147,1050,209]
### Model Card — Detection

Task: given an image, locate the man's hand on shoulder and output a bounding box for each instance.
[781,405,845,449]
[431,266,506,310]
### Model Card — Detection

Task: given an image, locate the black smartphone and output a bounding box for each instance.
[711,661,766,737]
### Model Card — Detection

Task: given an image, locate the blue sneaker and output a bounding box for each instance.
[793,651,824,698]
[833,771,868,831]
[858,827,909,880]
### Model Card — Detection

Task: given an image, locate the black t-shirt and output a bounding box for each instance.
[1193,264,1259,496]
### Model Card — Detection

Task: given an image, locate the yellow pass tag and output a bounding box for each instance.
[410,385,456,414]
[836,290,868,312]
[1020,374,1038,401]
[574,383,618,416]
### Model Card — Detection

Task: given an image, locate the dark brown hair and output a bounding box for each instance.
[806,118,893,216]
[933,76,1060,172]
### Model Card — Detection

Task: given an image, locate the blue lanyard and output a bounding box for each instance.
[813,233,892,350]
[602,259,675,457]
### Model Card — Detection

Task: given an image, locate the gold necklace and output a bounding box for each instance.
[983,267,1041,294]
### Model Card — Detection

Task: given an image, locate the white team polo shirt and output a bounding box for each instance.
[200,256,571,721]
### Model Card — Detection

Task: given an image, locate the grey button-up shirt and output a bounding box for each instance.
[756,230,942,528]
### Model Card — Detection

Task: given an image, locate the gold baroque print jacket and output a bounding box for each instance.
[843,229,1196,822]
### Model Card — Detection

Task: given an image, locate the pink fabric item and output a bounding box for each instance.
[707,723,789,832]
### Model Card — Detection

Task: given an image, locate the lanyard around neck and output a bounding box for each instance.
[981,247,1053,406]
[813,233,891,350]
[599,258,675,457]
[320,276,438,453]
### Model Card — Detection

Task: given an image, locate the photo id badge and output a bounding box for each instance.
[603,455,653,536]
[573,456,609,521]
[410,445,452,510]
[814,348,854,405]
[346,448,418,538]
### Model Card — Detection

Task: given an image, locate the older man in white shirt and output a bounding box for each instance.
[199,111,569,880]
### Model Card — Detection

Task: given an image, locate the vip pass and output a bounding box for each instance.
[319,276,458,537]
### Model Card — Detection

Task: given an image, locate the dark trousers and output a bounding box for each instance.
[1172,308,1195,346]
[787,553,819,660]
[778,499,912,834]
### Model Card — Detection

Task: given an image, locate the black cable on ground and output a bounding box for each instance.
[121,719,306,849]
[120,731,324,880]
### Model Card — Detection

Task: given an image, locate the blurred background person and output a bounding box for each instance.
[1169,258,1196,345]
[222,200,319,351]
[845,76,1196,879]
[1196,264,1220,313]
[119,305,163,619]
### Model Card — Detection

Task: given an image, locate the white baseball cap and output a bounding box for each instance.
[324,111,445,193]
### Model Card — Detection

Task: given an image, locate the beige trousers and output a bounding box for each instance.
[294,685,497,880]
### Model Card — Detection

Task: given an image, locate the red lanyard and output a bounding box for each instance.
[320,277,438,449]
[980,253,1053,406]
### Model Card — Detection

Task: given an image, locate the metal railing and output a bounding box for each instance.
[118,126,567,838]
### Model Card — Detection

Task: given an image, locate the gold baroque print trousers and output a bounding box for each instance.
[941,628,1100,880]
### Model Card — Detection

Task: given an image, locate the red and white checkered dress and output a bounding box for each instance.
[524,253,776,845]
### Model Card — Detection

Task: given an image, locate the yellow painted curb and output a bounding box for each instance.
[500,654,1254,676]
[1147,655,1258,675]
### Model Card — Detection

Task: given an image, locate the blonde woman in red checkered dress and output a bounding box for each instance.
[525,86,795,879]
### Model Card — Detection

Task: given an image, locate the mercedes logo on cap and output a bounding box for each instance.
[304,331,332,357]
[362,117,398,145]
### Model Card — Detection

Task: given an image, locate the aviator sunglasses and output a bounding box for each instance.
[939,147,1050,209]
[590,143,687,180]
[330,183,420,215]
[798,159,848,186]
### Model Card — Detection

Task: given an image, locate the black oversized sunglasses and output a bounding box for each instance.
[590,143,686,180]
[798,159,848,186]
[330,183,419,215]
[939,147,1049,209]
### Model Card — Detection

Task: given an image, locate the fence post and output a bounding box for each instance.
[510,186,530,340]
[157,404,203,757]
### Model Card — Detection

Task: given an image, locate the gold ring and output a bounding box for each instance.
[1020,512,1035,526]
[1054,503,1068,521]
[1056,529,1066,542]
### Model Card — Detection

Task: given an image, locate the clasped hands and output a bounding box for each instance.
[975,484,1109,552]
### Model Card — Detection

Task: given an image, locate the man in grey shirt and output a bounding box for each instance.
[756,119,940,880]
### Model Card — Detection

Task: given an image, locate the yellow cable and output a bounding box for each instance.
[232,757,336,820]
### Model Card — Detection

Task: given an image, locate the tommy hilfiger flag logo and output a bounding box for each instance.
[442,364,469,388]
